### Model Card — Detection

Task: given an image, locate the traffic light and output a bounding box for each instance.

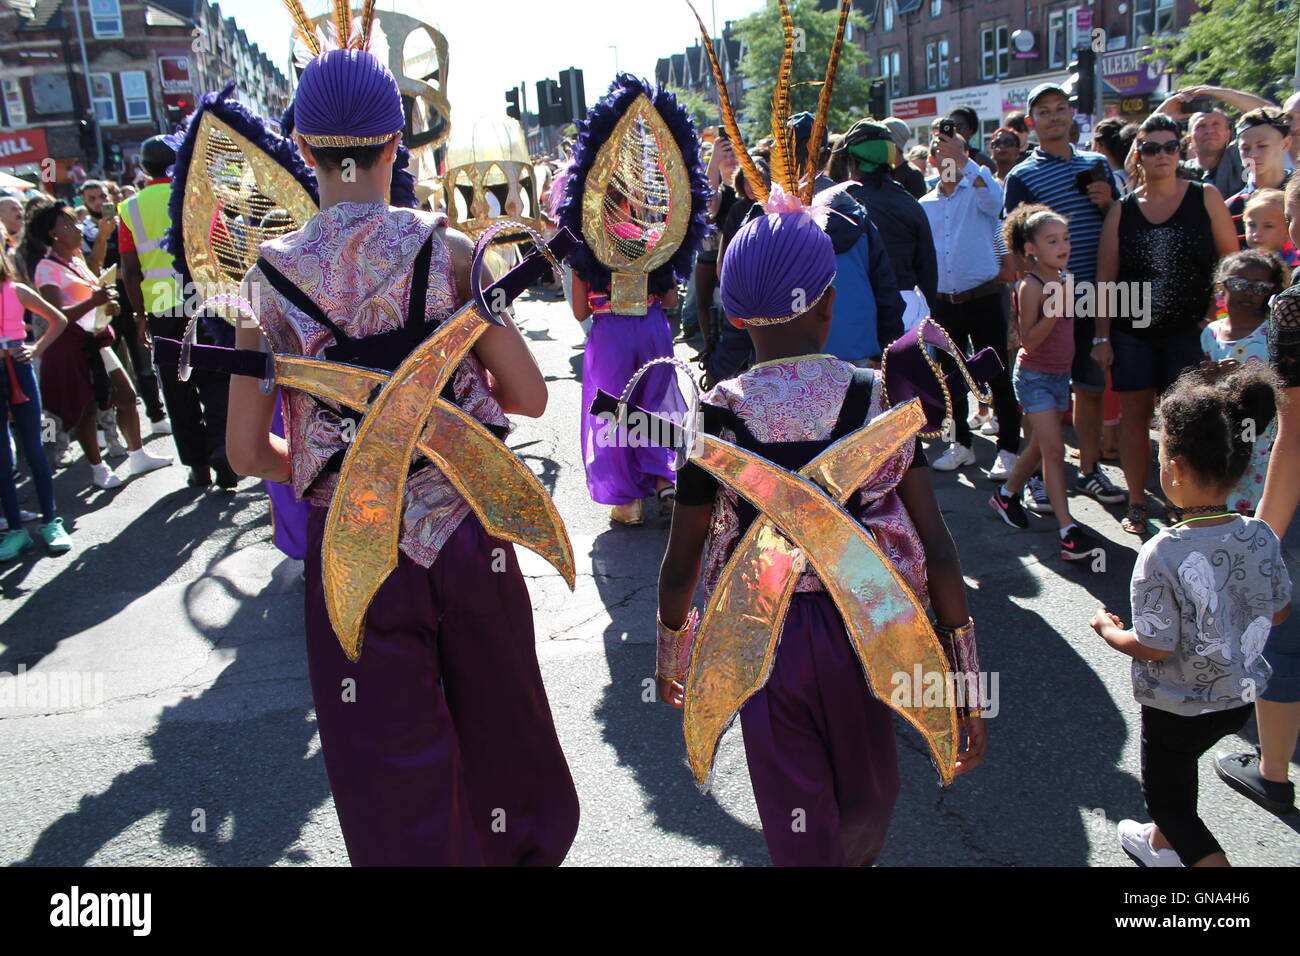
[1072,48,1096,115]
[164,98,190,131]
[558,68,586,124]
[536,78,566,126]
[102,134,123,173]
[78,118,95,153]
[506,88,521,121]
[868,80,887,119]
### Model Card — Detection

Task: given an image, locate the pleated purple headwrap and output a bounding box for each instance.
[720,210,837,326]
[293,49,405,146]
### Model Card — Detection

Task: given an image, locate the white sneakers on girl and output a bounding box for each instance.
[1117,820,1182,867]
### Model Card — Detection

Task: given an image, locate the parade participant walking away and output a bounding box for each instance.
[989,205,1099,563]
[228,10,578,864]
[1216,173,1300,816]
[557,75,707,526]
[122,136,232,489]
[1226,108,1294,242]
[30,202,171,490]
[1003,83,1125,512]
[0,253,72,559]
[1241,188,1300,273]
[1091,362,1291,866]
[1200,250,1282,514]
[1094,113,1238,534]
[656,190,986,867]
[921,126,1020,478]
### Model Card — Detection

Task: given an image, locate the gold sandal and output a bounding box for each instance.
[610,500,644,526]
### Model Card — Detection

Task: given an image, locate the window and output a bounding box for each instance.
[883,0,895,32]
[930,0,942,16]
[2,78,26,127]
[981,25,1010,79]
[120,71,150,123]
[926,38,949,89]
[1133,0,1173,43]
[1048,5,1087,67]
[880,48,902,97]
[88,0,123,38]
[89,73,117,125]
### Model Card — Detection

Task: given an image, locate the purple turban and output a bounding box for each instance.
[293,49,405,146]
[720,210,837,326]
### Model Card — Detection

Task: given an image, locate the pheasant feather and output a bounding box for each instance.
[357,0,377,49]
[333,0,352,50]
[769,0,797,195]
[281,0,322,56]
[802,0,851,203]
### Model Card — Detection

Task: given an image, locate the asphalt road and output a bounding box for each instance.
[2,287,1297,867]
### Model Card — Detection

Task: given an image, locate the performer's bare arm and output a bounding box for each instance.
[655,502,713,707]
[227,311,290,484]
[569,274,592,321]
[895,465,988,775]
[443,226,548,418]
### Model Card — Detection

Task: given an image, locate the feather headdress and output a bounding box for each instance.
[687,0,853,207]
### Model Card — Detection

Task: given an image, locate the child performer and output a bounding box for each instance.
[655,200,987,866]
[1200,250,1284,514]
[227,20,578,866]
[1092,362,1290,866]
[989,204,1101,564]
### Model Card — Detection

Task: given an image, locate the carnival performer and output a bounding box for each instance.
[557,75,708,526]
[655,196,987,866]
[226,9,578,866]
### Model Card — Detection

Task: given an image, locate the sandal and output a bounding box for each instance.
[657,485,676,521]
[610,499,644,526]
[1121,503,1148,536]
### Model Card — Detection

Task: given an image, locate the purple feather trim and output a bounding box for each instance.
[165,81,320,289]
[555,73,709,298]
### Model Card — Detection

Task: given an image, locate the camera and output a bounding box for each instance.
[1184,95,1215,114]
[938,119,956,139]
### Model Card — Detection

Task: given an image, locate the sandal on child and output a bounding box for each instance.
[1121,503,1148,536]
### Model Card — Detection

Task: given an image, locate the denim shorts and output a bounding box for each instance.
[1262,612,1300,704]
[1013,364,1072,414]
[1111,328,1204,393]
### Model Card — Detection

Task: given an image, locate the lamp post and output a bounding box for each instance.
[609,44,619,75]
[69,0,105,173]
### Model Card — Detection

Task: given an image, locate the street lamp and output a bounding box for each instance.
[69,0,105,173]
[609,45,619,75]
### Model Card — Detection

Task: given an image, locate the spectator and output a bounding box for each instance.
[988,126,1023,183]
[1284,89,1300,165]
[1242,188,1300,273]
[693,132,740,345]
[947,107,996,172]
[1226,108,1294,241]
[883,116,926,198]
[1215,171,1300,817]
[1091,118,1138,195]
[1003,110,1031,153]
[920,126,1020,478]
[1156,85,1275,196]
[1003,82,1124,511]
[67,159,86,190]
[1200,249,1282,514]
[829,119,938,332]
[0,197,21,249]
[1094,112,1238,535]
[77,180,114,273]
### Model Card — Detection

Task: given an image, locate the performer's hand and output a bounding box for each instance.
[954,714,986,776]
[657,676,685,708]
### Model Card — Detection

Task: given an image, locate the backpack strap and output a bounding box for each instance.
[255,256,353,345]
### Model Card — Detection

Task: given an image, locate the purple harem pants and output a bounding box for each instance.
[740,592,901,866]
[303,505,579,866]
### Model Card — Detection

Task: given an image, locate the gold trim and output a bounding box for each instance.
[733,284,831,328]
[299,132,400,148]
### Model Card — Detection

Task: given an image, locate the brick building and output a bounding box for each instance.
[655,20,748,119]
[0,0,289,188]
[828,0,1194,146]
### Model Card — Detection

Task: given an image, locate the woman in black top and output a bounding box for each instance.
[1214,171,1300,816]
[1094,113,1238,533]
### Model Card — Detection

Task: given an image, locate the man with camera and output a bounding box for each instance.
[1155,85,1274,199]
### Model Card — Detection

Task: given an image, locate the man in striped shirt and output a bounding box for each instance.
[1002,83,1125,508]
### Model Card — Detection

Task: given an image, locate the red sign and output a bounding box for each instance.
[0,128,48,167]
[891,96,937,121]
[158,56,193,95]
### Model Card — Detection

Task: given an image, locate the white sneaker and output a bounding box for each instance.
[150,418,173,436]
[980,417,1000,435]
[105,434,129,457]
[967,409,991,429]
[932,443,977,472]
[91,462,123,489]
[1117,820,1182,867]
[988,449,1018,480]
[128,448,173,476]
[96,430,107,450]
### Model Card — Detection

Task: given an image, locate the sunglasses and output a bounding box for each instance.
[991,137,1019,148]
[1222,276,1276,295]
[1137,140,1181,157]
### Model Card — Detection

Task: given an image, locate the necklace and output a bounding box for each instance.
[1171,504,1235,528]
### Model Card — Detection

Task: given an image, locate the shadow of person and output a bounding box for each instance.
[587,526,770,865]
[15,521,334,866]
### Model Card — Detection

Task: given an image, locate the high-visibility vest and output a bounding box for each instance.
[119,182,180,315]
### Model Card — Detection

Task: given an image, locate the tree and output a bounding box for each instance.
[1150,0,1299,104]
[667,86,721,129]
[732,0,872,140]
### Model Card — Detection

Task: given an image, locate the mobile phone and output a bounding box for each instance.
[1075,161,1108,194]
[103,201,117,219]
[1184,95,1215,114]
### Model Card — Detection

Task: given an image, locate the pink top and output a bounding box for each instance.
[1015,273,1075,375]
[245,201,510,569]
[698,354,928,602]
[0,281,24,340]
[33,255,95,308]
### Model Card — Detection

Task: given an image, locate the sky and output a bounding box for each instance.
[215,0,765,122]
